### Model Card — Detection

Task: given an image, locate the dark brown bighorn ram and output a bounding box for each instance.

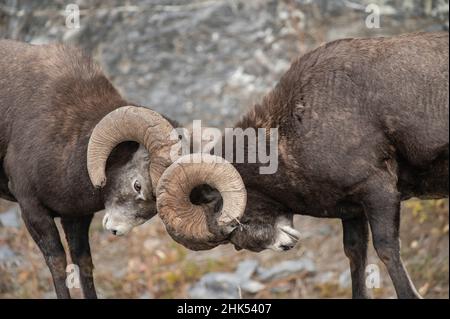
[0,40,245,298]
[156,32,449,299]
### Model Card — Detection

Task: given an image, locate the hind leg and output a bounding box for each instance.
[361,171,421,299]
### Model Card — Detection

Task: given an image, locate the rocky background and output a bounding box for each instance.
[0,0,449,298]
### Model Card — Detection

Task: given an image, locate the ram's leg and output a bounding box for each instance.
[0,163,16,201]
[62,215,97,299]
[342,216,370,298]
[361,173,421,299]
[19,199,70,299]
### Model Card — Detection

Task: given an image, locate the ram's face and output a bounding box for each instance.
[228,191,300,252]
[102,146,156,236]
[86,106,179,237]
[191,187,300,252]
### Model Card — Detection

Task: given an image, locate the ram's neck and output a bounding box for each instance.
[48,78,133,213]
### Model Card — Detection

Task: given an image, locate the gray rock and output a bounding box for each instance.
[235,259,259,281]
[0,244,25,269]
[339,269,352,289]
[0,245,16,263]
[0,205,21,228]
[257,257,316,281]
[316,271,335,284]
[139,292,154,299]
[240,280,265,294]
[188,259,265,299]
[42,291,57,299]
[317,224,334,236]
[188,272,242,299]
[270,284,291,294]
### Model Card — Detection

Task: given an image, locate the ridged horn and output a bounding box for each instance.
[156,153,247,250]
[87,106,176,189]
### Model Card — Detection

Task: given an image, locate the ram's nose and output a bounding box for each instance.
[107,226,125,236]
[279,243,296,251]
[268,225,300,252]
[102,214,124,236]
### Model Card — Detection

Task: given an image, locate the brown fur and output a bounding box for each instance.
[0,40,132,213]
[229,32,448,298]
[0,40,174,298]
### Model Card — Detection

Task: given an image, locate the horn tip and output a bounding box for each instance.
[91,176,107,188]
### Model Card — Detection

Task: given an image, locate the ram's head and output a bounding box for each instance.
[156,154,300,252]
[86,106,177,235]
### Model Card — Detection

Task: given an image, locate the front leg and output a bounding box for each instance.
[342,216,370,299]
[19,198,70,298]
[61,215,97,299]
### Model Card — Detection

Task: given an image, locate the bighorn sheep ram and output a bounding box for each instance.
[0,40,233,298]
[155,32,449,298]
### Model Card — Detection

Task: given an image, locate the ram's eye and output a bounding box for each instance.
[133,180,142,193]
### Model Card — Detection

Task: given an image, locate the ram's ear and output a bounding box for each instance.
[129,145,151,169]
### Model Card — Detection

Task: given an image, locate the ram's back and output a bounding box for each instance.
[0,40,124,155]
[293,32,448,168]
[0,40,127,207]
[364,32,449,167]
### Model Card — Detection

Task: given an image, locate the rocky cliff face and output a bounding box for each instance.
[1,0,448,127]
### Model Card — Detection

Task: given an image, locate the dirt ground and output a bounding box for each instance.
[1,198,448,299]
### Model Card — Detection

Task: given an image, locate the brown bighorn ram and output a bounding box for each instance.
[156,32,449,299]
[0,40,246,298]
